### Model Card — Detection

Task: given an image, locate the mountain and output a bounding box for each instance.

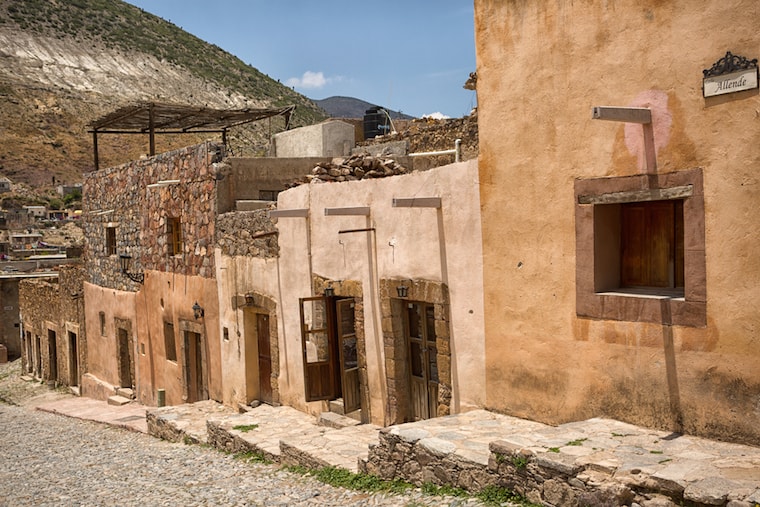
[0,0,328,191]
[313,96,414,120]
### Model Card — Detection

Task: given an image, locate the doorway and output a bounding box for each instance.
[184,330,208,402]
[68,331,79,387]
[34,335,41,378]
[299,296,361,414]
[256,313,273,404]
[117,327,134,389]
[47,329,58,383]
[405,302,439,421]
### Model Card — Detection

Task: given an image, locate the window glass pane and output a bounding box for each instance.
[410,340,423,377]
[408,303,422,338]
[339,302,355,335]
[302,300,327,332]
[342,336,357,369]
[305,331,328,363]
[425,305,436,340]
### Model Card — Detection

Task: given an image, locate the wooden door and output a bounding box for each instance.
[257,313,273,404]
[336,299,360,413]
[117,328,132,389]
[185,331,207,402]
[406,302,439,421]
[300,296,335,401]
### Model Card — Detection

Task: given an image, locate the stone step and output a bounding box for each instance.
[147,400,236,444]
[107,395,131,406]
[115,387,134,399]
[328,398,345,415]
[280,423,381,473]
[207,404,323,463]
[318,411,361,429]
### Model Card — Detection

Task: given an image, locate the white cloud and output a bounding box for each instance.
[422,112,449,120]
[285,71,335,90]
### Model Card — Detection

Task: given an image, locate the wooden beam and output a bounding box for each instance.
[324,207,370,216]
[578,185,693,205]
[392,197,442,208]
[592,106,652,124]
[268,209,309,218]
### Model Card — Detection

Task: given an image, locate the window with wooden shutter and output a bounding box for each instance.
[167,217,182,256]
[105,226,116,256]
[620,200,684,289]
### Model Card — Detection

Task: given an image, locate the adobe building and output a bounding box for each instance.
[271,119,355,158]
[81,145,335,405]
[475,0,760,444]
[216,157,485,426]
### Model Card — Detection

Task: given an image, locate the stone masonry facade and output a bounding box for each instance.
[18,263,85,386]
[84,142,223,290]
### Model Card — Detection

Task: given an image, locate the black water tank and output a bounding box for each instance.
[363,107,389,140]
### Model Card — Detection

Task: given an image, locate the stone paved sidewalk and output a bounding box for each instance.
[362,410,760,507]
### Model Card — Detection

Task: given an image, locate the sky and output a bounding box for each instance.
[123,1,477,119]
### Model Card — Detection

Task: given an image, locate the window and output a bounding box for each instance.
[167,217,182,256]
[99,312,106,336]
[105,226,116,256]
[594,200,684,295]
[575,168,705,327]
[259,189,280,201]
[164,321,177,362]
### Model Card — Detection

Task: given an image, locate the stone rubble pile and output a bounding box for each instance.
[287,153,410,187]
[360,111,479,162]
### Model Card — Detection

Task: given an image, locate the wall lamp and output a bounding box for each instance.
[192,301,205,319]
[119,254,144,284]
[324,286,335,297]
[396,285,409,298]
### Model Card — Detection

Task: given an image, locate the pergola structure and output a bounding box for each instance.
[87,102,296,170]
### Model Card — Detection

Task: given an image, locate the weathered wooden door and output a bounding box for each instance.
[300,296,335,401]
[257,313,273,404]
[336,299,360,413]
[406,302,439,421]
[185,331,207,402]
[117,327,132,389]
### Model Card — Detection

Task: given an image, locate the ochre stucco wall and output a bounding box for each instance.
[475,0,760,443]
[82,282,136,400]
[137,271,221,406]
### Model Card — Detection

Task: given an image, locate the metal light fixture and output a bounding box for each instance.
[396,285,409,298]
[324,286,335,297]
[119,254,144,284]
[192,301,204,319]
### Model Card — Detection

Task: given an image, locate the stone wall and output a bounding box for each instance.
[18,276,61,382]
[84,142,222,290]
[0,279,20,359]
[216,209,278,258]
[18,263,85,386]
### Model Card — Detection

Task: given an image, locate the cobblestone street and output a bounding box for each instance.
[0,361,494,507]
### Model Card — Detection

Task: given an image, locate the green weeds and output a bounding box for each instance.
[232,424,259,432]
